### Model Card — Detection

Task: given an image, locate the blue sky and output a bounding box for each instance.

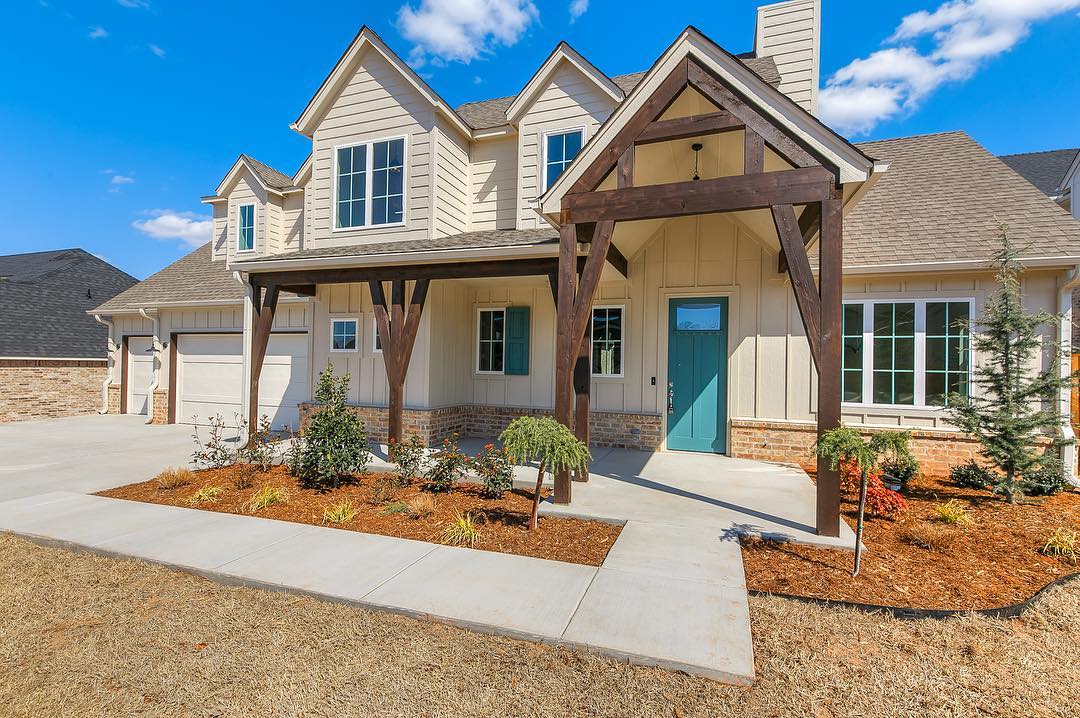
[2,0,1078,279]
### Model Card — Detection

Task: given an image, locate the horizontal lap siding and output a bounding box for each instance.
[282,193,304,253]
[470,137,517,231]
[224,173,267,262]
[310,47,433,248]
[211,203,229,260]
[754,0,819,112]
[434,120,470,237]
[517,63,616,229]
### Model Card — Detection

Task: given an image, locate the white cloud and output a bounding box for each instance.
[111,174,135,185]
[117,0,150,8]
[818,0,1080,135]
[102,170,134,193]
[398,0,539,65]
[148,43,165,58]
[132,210,212,249]
[569,0,588,22]
[88,26,108,39]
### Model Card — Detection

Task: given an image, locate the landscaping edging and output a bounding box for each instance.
[749,571,1080,620]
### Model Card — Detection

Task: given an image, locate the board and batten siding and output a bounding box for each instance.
[516,62,617,229]
[469,137,518,231]
[308,47,434,249]
[433,118,471,237]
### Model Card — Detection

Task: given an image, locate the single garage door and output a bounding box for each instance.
[176,333,309,430]
[127,337,155,415]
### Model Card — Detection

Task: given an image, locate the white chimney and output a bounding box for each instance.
[753,0,821,114]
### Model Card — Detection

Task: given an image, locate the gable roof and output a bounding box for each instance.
[0,249,136,358]
[211,154,300,199]
[292,26,473,139]
[92,244,246,313]
[844,132,1080,271]
[999,148,1078,199]
[455,56,781,131]
[504,42,627,126]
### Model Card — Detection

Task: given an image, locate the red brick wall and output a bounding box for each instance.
[0,359,107,423]
[151,390,169,425]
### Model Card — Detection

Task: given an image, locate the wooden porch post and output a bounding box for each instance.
[554,222,577,503]
[248,282,280,429]
[370,278,429,445]
[816,195,843,537]
[573,321,591,482]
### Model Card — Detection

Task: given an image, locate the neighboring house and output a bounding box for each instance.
[93,0,1080,536]
[1059,150,1080,220]
[1,248,136,422]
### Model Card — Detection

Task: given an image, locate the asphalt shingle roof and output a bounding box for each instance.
[93,244,246,313]
[242,154,296,191]
[454,57,781,130]
[845,132,1080,268]
[998,148,1078,198]
[0,249,136,358]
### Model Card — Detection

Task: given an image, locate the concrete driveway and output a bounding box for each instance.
[0,415,201,502]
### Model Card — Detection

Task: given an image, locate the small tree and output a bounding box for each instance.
[500,416,590,530]
[287,364,371,489]
[946,223,1075,503]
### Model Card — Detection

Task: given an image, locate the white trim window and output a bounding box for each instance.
[329,317,359,353]
[236,204,255,252]
[592,306,624,377]
[842,299,972,407]
[543,128,584,191]
[477,308,505,374]
[371,315,382,353]
[335,136,406,230]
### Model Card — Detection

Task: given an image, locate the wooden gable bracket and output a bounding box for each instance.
[369,278,430,443]
[772,204,821,367]
[777,202,821,274]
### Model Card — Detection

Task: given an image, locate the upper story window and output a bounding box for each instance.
[842,299,971,408]
[336,137,405,230]
[544,129,584,190]
[237,204,255,252]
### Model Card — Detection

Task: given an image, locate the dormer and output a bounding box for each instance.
[202,155,304,263]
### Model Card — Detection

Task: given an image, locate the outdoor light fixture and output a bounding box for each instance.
[691,142,703,181]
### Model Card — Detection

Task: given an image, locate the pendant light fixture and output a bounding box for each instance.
[691,142,703,181]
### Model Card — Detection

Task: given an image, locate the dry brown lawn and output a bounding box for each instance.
[1,534,1077,718]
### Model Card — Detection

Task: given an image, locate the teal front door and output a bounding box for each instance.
[666,297,728,453]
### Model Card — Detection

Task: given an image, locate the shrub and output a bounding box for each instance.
[864,482,907,519]
[247,485,288,512]
[424,434,468,493]
[236,415,276,472]
[406,493,437,519]
[380,501,410,516]
[933,499,973,525]
[322,499,358,525]
[950,460,994,490]
[230,463,259,490]
[440,513,483,547]
[474,443,515,498]
[190,414,237,469]
[870,431,919,487]
[901,522,960,552]
[288,365,371,489]
[500,416,590,530]
[155,467,193,490]
[366,477,399,505]
[388,435,426,484]
[880,458,918,488]
[1020,453,1071,496]
[1041,528,1078,563]
[187,485,224,505]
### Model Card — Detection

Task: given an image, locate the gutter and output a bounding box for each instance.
[138,308,161,425]
[1058,266,1080,484]
[231,242,559,273]
[93,314,116,414]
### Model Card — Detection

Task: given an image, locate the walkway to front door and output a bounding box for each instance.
[666,297,728,453]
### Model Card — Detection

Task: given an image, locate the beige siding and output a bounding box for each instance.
[754,0,820,113]
[265,198,284,255]
[469,138,517,231]
[224,172,267,262]
[211,203,229,261]
[309,47,433,248]
[516,62,618,229]
[282,192,304,252]
[433,118,470,237]
[427,281,473,407]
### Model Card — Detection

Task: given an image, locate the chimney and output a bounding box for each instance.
[753,0,821,114]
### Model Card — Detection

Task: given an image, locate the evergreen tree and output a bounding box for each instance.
[946,223,1074,502]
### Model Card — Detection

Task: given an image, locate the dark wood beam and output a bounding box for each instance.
[606,243,628,278]
[568,58,689,194]
[634,111,742,145]
[120,336,129,414]
[546,271,559,306]
[687,59,823,172]
[561,166,834,224]
[168,333,178,424]
[553,222,578,504]
[249,257,563,288]
[573,319,591,483]
[777,202,822,274]
[569,221,615,358]
[744,128,764,174]
[248,283,280,431]
[367,279,429,443]
[280,284,317,297]
[617,146,634,188]
[772,204,821,366]
[816,196,844,538]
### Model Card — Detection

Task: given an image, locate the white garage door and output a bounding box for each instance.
[176,333,309,430]
[127,337,155,415]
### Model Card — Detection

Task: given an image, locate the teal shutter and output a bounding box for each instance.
[504,306,530,375]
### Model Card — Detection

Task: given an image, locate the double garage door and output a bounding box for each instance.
[174,333,309,430]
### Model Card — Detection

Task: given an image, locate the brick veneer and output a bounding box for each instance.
[299,402,663,451]
[0,359,107,423]
[108,384,121,414]
[729,419,1053,477]
[151,390,169,425]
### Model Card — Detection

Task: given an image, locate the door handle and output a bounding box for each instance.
[667,381,674,414]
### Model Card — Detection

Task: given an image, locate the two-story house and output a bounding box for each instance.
[93,0,1080,536]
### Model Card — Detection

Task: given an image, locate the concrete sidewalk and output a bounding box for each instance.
[0,491,754,684]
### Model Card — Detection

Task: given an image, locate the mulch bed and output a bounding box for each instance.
[742,474,1080,610]
[97,465,621,567]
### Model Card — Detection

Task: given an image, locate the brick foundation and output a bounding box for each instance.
[299,402,663,451]
[107,384,121,415]
[0,359,107,423]
[729,419,1052,477]
[151,390,169,425]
